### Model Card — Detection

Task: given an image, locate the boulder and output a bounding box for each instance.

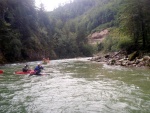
[128,51,139,61]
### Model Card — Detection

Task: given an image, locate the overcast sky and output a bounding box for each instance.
[35,0,71,11]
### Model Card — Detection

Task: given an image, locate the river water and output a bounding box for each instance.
[0,58,150,113]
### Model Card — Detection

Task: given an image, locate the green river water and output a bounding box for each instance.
[0,58,150,113]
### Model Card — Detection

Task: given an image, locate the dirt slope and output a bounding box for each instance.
[88,29,109,44]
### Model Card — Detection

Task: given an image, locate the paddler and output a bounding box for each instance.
[22,64,29,72]
[42,58,47,64]
[47,58,50,63]
[34,63,44,75]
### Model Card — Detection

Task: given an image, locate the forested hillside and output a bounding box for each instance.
[0,0,150,63]
[0,0,55,63]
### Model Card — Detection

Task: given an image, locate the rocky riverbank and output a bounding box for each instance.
[90,51,150,68]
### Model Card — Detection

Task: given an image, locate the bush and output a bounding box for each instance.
[103,35,119,52]
[118,36,132,50]
[80,44,94,57]
[98,43,104,51]
[101,28,133,52]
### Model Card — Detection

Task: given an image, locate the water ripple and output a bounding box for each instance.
[0,58,150,113]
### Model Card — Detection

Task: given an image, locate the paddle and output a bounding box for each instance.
[28,70,51,76]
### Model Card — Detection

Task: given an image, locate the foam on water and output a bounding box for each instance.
[0,58,150,113]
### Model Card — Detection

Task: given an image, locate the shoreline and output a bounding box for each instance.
[90,51,150,68]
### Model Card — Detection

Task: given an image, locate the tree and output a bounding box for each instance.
[119,0,150,49]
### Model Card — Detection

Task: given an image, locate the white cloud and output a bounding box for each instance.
[35,0,71,11]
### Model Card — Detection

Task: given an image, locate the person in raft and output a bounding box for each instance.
[42,58,47,64]
[22,64,29,72]
[34,63,44,75]
[46,58,50,63]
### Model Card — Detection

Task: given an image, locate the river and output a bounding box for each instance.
[0,58,150,113]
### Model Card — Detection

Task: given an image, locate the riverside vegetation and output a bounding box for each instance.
[0,0,150,65]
